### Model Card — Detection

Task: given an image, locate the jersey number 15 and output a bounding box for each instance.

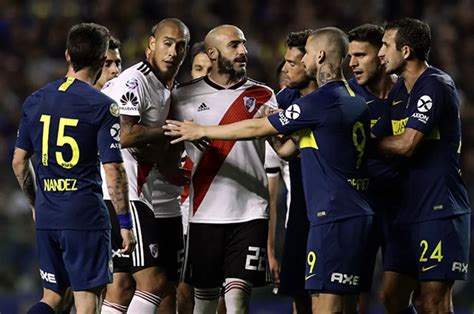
[40,114,80,169]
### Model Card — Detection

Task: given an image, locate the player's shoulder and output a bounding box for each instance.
[172,76,208,103]
[176,76,205,89]
[416,67,455,92]
[245,77,274,93]
[276,88,299,109]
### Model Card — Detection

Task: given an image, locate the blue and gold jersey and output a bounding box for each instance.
[15,77,122,230]
[397,67,470,222]
[348,78,408,211]
[276,88,306,218]
[268,81,373,226]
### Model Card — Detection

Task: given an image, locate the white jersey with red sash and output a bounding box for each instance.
[172,76,278,223]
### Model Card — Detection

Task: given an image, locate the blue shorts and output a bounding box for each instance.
[304,215,374,294]
[383,214,470,281]
[36,229,112,292]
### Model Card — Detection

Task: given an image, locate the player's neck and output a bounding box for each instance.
[208,70,245,89]
[402,61,429,94]
[365,73,395,99]
[65,67,97,86]
[299,81,318,96]
[316,63,343,87]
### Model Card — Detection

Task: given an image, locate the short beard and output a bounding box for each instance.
[287,75,312,90]
[217,54,246,82]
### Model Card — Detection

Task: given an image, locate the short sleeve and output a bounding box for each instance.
[268,94,325,136]
[97,102,123,164]
[405,79,443,135]
[264,141,281,177]
[15,101,33,152]
[102,73,146,117]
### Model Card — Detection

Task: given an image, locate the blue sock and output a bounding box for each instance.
[398,304,417,314]
[27,302,55,314]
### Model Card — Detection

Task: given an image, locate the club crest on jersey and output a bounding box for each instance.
[110,123,121,141]
[125,78,139,90]
[109,103,120,117]
[149,243,159,259]
[120,92,139,107]
[285,104,301,120]
[417,95,433,112]
[243,96,256,112]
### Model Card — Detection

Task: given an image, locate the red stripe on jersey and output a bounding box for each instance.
[192,85,273,214]
[137,161,153,195]
[180,157,193,203]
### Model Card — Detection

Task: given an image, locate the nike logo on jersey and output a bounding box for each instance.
[392,99,404,105]
[366,100,375,104]
[421,264,438,272]
[197,103,210,112]
[305,274,317,281]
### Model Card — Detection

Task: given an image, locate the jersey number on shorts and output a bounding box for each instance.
[307,251,317,274]
[419,240,443,262]
[40,115,80,169]
[245,246,266,271]
[352,121,366,169]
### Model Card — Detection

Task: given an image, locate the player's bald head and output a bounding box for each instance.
[204,25,245,50]
[308,27,349,62]
[151,18,190,43]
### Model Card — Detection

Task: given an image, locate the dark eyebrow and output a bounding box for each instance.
[228,39,246,46]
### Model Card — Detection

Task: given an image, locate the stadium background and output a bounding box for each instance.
[0,0,472,312]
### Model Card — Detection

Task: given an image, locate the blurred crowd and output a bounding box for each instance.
[0,0,472,310]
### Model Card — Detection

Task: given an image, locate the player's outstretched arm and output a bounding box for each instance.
[12,147,36,218]
[378,127,424,157]
[103,162,136,254]
[120,115,165,148]
[164,117,279,143]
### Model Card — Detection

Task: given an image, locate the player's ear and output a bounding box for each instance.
[401,45,412,60]
[65,49,71,63]
[207,47,218,62]
[149,35,156,50]
[317,50,326,64]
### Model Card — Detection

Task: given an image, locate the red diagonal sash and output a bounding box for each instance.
[192,85,273,214]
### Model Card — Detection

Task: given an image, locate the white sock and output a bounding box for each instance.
[101,300,128,314]
[127,290,162,314]
[194,287,221,314]
[224,278,252,314]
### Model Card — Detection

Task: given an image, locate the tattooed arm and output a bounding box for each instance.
[102,162,136,253]
[103,162,130,215]
[12,147,36,218]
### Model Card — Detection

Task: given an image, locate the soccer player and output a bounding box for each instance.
[270,29,317,314]
[171,24,278,313]
[165,27,374,314]
[99,18,190,314]
[12,23,135,314]
[190,41,212,80]
[174,40,214,314]
[95,36,122,90]
[347,23,409,312]
[377,18,471,314]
